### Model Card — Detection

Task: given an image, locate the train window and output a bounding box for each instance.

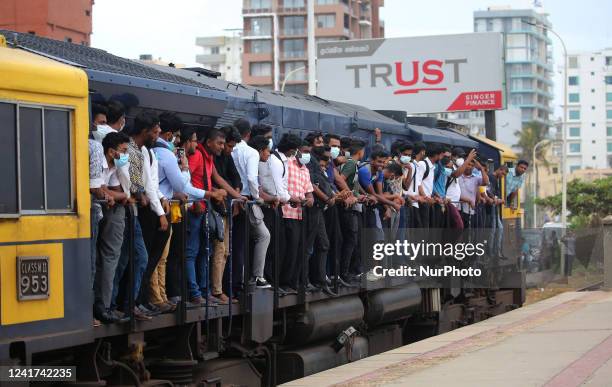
[44,109,72,210]
[19,107,45,211]
[0,103,18,215]
[0,103,74,216]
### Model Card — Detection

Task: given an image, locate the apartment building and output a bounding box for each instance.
[195,34,243,83]
[242,0,384,94]
[0,0,94,46]
[474,7,554,128]
[565,48,612,172]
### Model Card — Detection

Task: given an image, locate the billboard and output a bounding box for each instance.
[316,33,506,114]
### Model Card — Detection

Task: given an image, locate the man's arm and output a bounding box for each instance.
[246,150,260,199]
[212,166,243,199]
[452,149,477,178]
[333,168,350,191]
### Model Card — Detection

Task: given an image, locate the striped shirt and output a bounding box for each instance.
[281,158,314,220]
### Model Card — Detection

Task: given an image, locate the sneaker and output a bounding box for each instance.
[321,284,338,297]
[167,296,181,305]
[255,277,272,288]
[189,296,205,306]
[212,293,230,304]
[305,283,319,293]
[280,287,297,295]
[138,304,161,317]
[149,302,173,314]
[366,270,382,282]
[133,307,152,321]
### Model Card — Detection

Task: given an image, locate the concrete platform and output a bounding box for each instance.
[282,291,612,387]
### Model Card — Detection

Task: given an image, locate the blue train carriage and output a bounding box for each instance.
[0,34,92,362]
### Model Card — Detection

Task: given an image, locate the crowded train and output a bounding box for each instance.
[0,31,527,385]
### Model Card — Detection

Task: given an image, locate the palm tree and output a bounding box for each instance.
[514,121,550,166]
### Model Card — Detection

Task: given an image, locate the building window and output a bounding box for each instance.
[570,165,581,173]
[0,103,73,216]
[607,92,612,102]
[569,142,581,153]
[283,16,305,35]
[568,93,580,103]
[227,47,231,51]
[85,9,91,16]
[608,142,612,153]
[568,76,579,86]
[316,14,336,28]
[284,0,305,7]
[607,110,612,119]
[249,17,272,36]
[251,40,272,54]
[568,56,578,68]
[592,106,596,110]
[211,46,220,54]
[606,76,612,85]
[247,0,272,9]
[316,0,339,4]
[250,62,272,77]
[282,38,305,58]
[569,110,580,120]
[606,56,612,66]
[552,167,559,174]
[569,127,580,137]
[608,127,612,137]
[593,156,597,160]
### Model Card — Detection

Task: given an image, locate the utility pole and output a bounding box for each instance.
[307,0,316,95]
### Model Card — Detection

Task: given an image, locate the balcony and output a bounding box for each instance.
[243,7,273,16]
[280,51,306,60]
[359,15,371,26]
[278,6,306,14]
[195,36,226,47]
[195,53,226,65]
[280,28,306,37]
[243,30,273,39]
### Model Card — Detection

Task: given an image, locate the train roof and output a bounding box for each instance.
[471,134,518,159]
[0,36,88,99]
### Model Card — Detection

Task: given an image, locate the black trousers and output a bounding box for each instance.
[325,206,343,278]
[339,207,359,278]
[419,203,431,228]
[409,206,421,228]
[282,218,303,288]
[305,207,330,286]
[227,210,247,294]
[262,206,284,284]
[137,206,171,305]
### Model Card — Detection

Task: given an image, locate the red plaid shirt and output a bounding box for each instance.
[282,158,314,220]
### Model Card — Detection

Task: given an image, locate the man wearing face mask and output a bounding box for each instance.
[281,138,315,293]
[92,100,127,142]
[95,132,132,324]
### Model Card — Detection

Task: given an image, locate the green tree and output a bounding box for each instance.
[535,177,612,226]
[514,120,550,165]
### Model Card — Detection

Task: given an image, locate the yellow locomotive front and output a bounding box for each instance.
[0,36,92,358]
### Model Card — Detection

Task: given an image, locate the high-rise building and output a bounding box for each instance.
[565,48,612,172]
[474,6,554,128]
[241,0,384,94]
[0,0,94,46]
[195,34,243,83]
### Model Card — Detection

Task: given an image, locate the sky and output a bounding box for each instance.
[91,0,612,119]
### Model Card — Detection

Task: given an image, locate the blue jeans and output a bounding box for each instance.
[112,215,149,310]
[186,211,205,299]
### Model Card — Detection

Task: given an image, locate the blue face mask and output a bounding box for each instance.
[115,152,129,168]
[330,146,340,159]
[445,167,453,175]
[167,141,176,153]
[268,138,273,150]
[299,153,311,165]
[400,155,411,164]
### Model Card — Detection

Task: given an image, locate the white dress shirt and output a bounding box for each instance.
[259,151,290,202]
[232,140,260,199]
[419,158,435,197]
[142,146,165,216]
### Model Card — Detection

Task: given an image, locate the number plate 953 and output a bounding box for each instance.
[17,256,49,301]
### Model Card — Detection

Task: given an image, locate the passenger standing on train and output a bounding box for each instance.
[136,120,172,314]
[231,119,272,293]
[486,165,508,257]
[391,140,413,240]
[407,142,426,228]
[92,100,126,142]
[281,138,315,292]
[458,159,489,228]
[505,160,528,210]
[430,146,453,228]
[149,113,181,309]
[337,139,367,286]
[194,128,248,302]
[417,144,439,228]
[252,124,291,290]
[112,111,160,321]
[306,146,337,296]
[212,126,243,303]
[94,132,131,324]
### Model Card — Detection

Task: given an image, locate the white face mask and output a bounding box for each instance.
[330,146,340,160]
[268,138,273,150]
[298,153,311,165]
[400,155,411,164]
